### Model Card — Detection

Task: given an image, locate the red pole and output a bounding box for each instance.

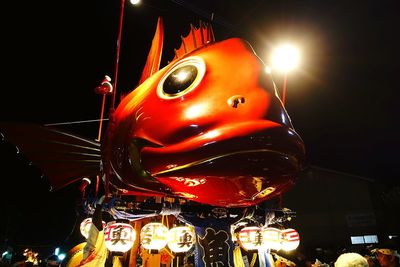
[111,0,126,109]
[97,94,106,141]
[281,72,288,106]
[106,0,126,200]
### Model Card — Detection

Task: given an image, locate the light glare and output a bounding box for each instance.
[271,44,300,72]
[58,253,66,261]
[130,0,141,5]
[185,104,206,119]
[174,70,189,82]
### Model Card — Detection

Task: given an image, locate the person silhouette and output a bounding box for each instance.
[334,252,368,267]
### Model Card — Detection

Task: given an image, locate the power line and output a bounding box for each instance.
[44,118,108,127]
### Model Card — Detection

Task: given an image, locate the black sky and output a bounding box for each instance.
[1,0,399,254]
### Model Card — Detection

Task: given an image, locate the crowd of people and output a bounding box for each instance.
[271,245,400,267]
[1,244,398,267]
[2,198,398,266]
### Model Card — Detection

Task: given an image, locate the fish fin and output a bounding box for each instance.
[138,17,164,85]
[0,123,101,191]
[173,21,215,61]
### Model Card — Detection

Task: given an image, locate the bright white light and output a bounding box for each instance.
[130,0,141,5]
[271,44,300,72]
[204,130,220,139]
[58,253,66,261]
[264,66,272,74]
[185,104,206,119]
[173,70,189,82]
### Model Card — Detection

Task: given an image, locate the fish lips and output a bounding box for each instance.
[140,121,305,179]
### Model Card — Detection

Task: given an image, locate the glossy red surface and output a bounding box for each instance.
[104,37,305,207]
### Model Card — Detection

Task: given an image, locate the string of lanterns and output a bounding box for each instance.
[237,226,300,252]
[79,218,196,254]
[79,218,299,254]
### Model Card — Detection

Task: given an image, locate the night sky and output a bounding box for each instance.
[1,0,399,257]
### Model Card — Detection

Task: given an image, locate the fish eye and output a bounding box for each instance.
[157,57,205,99]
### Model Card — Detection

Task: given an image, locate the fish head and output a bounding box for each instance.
[108,37,305,207]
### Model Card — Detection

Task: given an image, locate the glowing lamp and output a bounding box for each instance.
[167,226,196,253]
[104,222,136,253]
[262,227,282,251]
[140,222,169,250]
[237,226,263,251]
[80,218,106,239]
[271,44,300,72]
[280,228,300,251]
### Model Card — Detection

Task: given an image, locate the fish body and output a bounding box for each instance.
[105,36,305,207]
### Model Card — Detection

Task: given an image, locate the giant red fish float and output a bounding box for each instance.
[0,18,305,214]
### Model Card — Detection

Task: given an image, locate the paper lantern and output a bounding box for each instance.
[280,228,300,251]
[262,227,282,251]
[80,218,106,238]
[140,222,169,250]
[167,226,196,253]
[104,222,136,253]
[237,226,263,251]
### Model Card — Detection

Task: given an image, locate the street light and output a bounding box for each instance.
[270,43,300,105]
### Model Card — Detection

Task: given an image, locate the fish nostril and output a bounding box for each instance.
[228,95,245,108]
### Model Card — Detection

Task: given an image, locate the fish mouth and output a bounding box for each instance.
[140,121,305,179]
[134,121,304,206]
[152,148,298,177]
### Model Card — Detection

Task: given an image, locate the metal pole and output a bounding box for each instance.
[111,0,126,109]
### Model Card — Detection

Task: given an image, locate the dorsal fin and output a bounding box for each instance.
[138,17,164,85]
[173,21,215,61]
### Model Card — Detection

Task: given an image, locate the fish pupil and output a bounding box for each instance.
[163,65,198,96]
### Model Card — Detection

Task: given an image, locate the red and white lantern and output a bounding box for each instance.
[167,226,196,253]
[237,226,263,251]
[140,222,169,250]
[262,227,282,251]
[237,226,300,251]
[80,218,106,239]
[104,222,136,253]
[280,228,300,251]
